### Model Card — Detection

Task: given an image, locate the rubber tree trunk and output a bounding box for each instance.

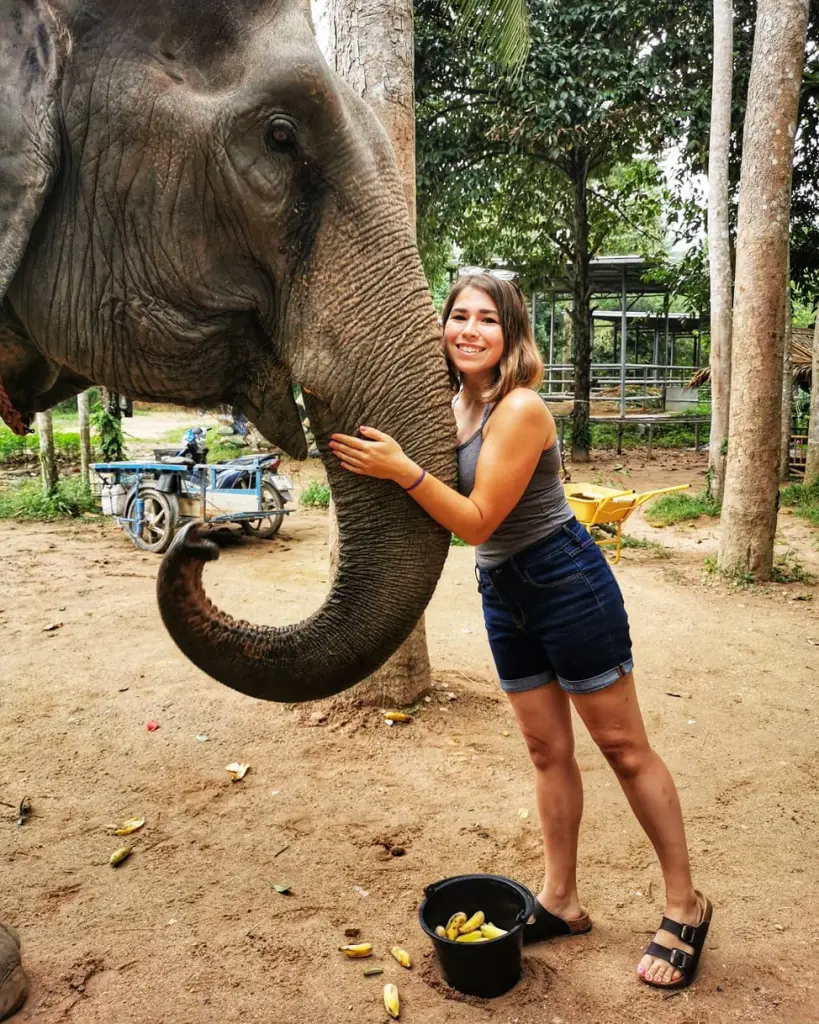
[717,0,809,580]
[707,0,734,501]
[779,287,792,482]
[569,150,592,462]
[35,410,57,495]
[77,390,91,489]
[804,314,819,487]
[314,0,432,706]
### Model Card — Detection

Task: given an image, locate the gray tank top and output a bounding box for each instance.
[456,399,574,568]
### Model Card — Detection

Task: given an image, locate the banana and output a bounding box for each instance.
[363,967,383,977]
[339,943,373,958]
[390,946,412,969]
[480,922,508,940]
[455,931,487,943]
[113,817,145,836]
[445,912,467,940]
[383,711,412,723]
[435,925,447,938]
[109,846,132,867]
[459,911,485,935]
[383,982,400,1019]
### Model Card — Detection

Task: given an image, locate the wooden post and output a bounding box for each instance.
[647,423,654,459]
[77,390,91,489]
[617,420,624,455]
[694,421,701,452]
[779,286,793,481]
[35,411,58,495]
[619,268,628,418]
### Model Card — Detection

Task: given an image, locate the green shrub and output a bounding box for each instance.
[90,403,126,461]
[0,477,98,521]
[780,479,819,527]
[300,481,331,508]
[645,489,720,526]
[615,533,671,558]
[556,418,709,452]
[0,426,88,465]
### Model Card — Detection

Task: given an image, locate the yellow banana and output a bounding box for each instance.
[445,912,467,940]
[383,711,412,722]
[339,943,373,958]
[113,817,145,836]
[390,946,412,969]
[435,925,447,938]
[384,982,400,1019]
[109,846,132,867]
[455,931,487,943]
[459,911,485,935]
[480,922,508,940]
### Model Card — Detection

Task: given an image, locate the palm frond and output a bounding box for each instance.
[453,0,531,76]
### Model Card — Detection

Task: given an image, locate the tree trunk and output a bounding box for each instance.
[36,410,57,495]
[717,0,809,580]
[804,314,819,487]
[314,0,416,226]
[779,288,792,482]
[77,390,91,488]
[315,0,430,706]
[569,152,592,462]
[707,0,733,501]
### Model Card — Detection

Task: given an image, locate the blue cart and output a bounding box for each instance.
[92,453,294,554]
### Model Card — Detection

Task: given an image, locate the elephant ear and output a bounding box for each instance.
[0,0,65,299]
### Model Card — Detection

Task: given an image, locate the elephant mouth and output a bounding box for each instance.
[0,376,33,436]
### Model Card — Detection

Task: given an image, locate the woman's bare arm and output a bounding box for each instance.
[330,389,555,546]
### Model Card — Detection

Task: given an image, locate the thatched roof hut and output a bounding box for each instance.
[689,326,815,387]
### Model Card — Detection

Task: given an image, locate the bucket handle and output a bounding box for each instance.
[423,877,535,925]
[516,889,536,927]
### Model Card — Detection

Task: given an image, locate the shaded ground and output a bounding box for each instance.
[1,444,818,1023]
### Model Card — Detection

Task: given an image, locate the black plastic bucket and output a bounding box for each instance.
[418,874,534,998]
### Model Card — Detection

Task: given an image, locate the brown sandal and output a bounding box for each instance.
[523,899,592,946]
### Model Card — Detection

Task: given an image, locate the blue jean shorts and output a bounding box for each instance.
[477,518,633,695]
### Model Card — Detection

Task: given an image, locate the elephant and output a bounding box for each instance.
[1,0,458,701]
[1,0,457,1012]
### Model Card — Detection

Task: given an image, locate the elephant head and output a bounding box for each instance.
[0,0,457,701]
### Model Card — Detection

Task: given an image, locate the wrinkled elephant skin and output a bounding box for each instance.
[0,0,457,704]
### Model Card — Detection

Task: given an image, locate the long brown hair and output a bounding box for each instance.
[441,274,543,403]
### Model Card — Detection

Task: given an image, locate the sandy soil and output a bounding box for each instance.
[1,447,818,1024]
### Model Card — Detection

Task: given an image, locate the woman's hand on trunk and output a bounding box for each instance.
[330,427,420,487]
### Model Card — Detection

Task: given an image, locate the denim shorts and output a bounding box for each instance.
[477,518,633,695]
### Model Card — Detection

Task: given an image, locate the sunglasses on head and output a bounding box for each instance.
[458,266,518,282]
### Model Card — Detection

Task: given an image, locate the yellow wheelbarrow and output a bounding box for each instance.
[563,482,690,565]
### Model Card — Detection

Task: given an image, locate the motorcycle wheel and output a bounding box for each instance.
[241,481,285,539]
[125,486,178,553]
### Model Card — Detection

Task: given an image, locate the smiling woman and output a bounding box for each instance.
[331,272,712,992]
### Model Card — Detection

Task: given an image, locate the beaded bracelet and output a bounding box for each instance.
[404,468,426,492]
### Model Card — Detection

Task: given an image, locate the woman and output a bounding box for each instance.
[330,273,711,990]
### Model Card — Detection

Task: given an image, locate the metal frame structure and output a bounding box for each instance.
[540,256,703,416]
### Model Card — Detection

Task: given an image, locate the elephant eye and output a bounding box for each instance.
[265,118,297,154]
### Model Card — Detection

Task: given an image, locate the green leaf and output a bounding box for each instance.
[453,0,531,75]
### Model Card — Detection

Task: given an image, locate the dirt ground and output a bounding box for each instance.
[2,445,819,1024]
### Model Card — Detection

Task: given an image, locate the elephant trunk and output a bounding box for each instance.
[156,257,456,702]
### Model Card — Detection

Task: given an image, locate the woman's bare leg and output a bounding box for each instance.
[507,682,586,921]
[570,672,702,985]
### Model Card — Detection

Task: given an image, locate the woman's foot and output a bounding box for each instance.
[524,891,592,945]
[638,892,712,988]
